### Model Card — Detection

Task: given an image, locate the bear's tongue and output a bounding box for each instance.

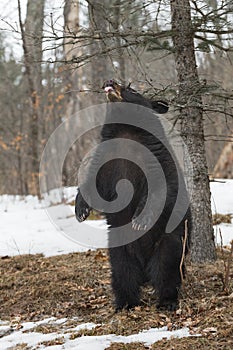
[104,86,114,93]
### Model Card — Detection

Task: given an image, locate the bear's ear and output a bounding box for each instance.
[151,100,169,114]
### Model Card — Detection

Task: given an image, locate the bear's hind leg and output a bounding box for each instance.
[148,233,183,311]
[109,246,144,311]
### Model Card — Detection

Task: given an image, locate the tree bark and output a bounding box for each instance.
[170,0,216,263]
[62,0,81,187]
[88,0,111,104]
[112,0,125,81]
[18,0,45,195]
[63,0,80,114]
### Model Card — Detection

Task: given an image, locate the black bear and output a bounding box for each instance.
[75,80,190,311]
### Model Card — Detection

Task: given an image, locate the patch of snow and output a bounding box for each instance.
[0,192,90,257]
[214,224,233,246]
[211,180,233,215]
[70,327,192,350]
[72,322,97,332]
[0,318,195,350]
[0,326,12,338]
[211,179,233,246]
[22,317,58,332]
[0,330,62,349]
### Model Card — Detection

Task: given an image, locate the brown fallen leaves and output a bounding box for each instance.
[0,248,232,350]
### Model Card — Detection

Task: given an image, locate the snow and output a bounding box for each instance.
[0,317,193,350]
[210,180,233,215]
[0,190,89,257]
[0,180,232,257]
[0,180,232,349]
[210,180,233,246]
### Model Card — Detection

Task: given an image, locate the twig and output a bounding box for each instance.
[219,227,224,251]
[223,240,233,294]
[12,238,21,256]
[180,219,188,284]
[209,179,226,183]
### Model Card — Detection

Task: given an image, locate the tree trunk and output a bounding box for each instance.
[88,0,111,104]
[63,0,80,114]
[170,0,216,263]
[18,0,45,195]
[213,138,233,178]
[112,0,125,82]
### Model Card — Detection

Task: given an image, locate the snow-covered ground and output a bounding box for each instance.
[0,180,232,257]
[210,179,233,246]
[0,317,193,350]
[0,180,232,349]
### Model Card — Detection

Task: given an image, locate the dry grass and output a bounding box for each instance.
[0,248,232,349]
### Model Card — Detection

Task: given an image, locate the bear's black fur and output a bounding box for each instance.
[75,80,190,311]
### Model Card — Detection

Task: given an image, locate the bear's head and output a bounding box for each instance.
[103,79,169,114]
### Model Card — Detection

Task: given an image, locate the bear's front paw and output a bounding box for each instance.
[75,190,91,222]
[132,212,154,231]
[132,217,148,231]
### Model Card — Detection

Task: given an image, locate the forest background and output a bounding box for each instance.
[0,0,232,196]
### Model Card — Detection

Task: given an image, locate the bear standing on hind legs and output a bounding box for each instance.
[75,80,191,311]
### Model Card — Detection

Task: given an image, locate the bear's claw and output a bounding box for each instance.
[75,190,91,222]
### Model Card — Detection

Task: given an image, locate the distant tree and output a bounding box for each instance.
[18,0,45,195]
[0,2,72,195]
[88,0,112,103]
[63,0,81,114]
[0,32,29,194]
